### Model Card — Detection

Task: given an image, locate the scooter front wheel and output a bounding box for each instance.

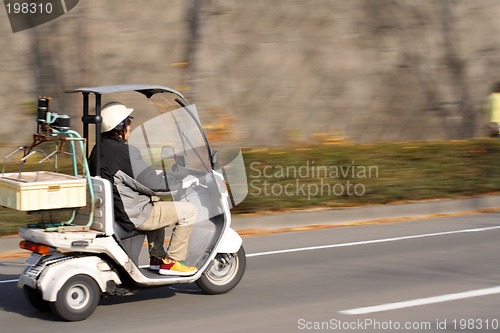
[50,274,101,321]
[196,246,246,295]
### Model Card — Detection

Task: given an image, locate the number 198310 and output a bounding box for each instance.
[5,2,53,14]
[451,318,499,330]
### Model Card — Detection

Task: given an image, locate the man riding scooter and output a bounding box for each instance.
[89,102,199,276]
[15,86,246,321]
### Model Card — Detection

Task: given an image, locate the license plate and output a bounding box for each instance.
[24,253,42,266]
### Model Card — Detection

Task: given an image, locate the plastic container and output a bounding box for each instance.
[0,171,86,211]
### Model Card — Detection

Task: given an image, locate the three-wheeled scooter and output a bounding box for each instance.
[2,85,247,321]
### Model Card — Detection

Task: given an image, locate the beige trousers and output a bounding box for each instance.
[137,201,197,261]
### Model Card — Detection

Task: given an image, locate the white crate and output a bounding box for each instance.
[0,171,86,211]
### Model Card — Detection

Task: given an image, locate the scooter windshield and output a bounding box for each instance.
[127,98,223,223]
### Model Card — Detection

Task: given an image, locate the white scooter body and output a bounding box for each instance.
[18,171,243,302]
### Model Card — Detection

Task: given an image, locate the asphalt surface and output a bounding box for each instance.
[1,208,500,332]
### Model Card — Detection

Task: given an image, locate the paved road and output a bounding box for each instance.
[1,213,500,332]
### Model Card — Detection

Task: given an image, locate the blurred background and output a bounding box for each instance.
[2,0,500,230]
[1,0,500,150]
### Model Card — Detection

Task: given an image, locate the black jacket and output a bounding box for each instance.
[89,137,171,231]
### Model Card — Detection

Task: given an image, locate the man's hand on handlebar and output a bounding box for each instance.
[182,175,202,189]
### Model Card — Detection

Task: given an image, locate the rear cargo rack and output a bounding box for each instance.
[0,129,95,232]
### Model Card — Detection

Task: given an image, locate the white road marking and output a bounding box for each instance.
[246,225,500,258]
[0,279,18,284]
[340,286,500,315]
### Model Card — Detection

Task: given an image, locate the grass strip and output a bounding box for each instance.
[1,138,500,235]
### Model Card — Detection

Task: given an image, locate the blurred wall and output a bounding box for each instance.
[1,0,500,148]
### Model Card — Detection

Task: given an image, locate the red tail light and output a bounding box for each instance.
[19,240,55,255]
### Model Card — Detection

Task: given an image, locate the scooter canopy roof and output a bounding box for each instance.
[68,85,185,99]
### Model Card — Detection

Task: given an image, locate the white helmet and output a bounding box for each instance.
[100,102,134,133]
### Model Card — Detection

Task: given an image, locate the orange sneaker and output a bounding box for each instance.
[159,259,197,276]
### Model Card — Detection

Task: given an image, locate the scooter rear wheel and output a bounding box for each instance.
[50,274,101,321]
[196,246,246,295]
[23,286,51,312]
